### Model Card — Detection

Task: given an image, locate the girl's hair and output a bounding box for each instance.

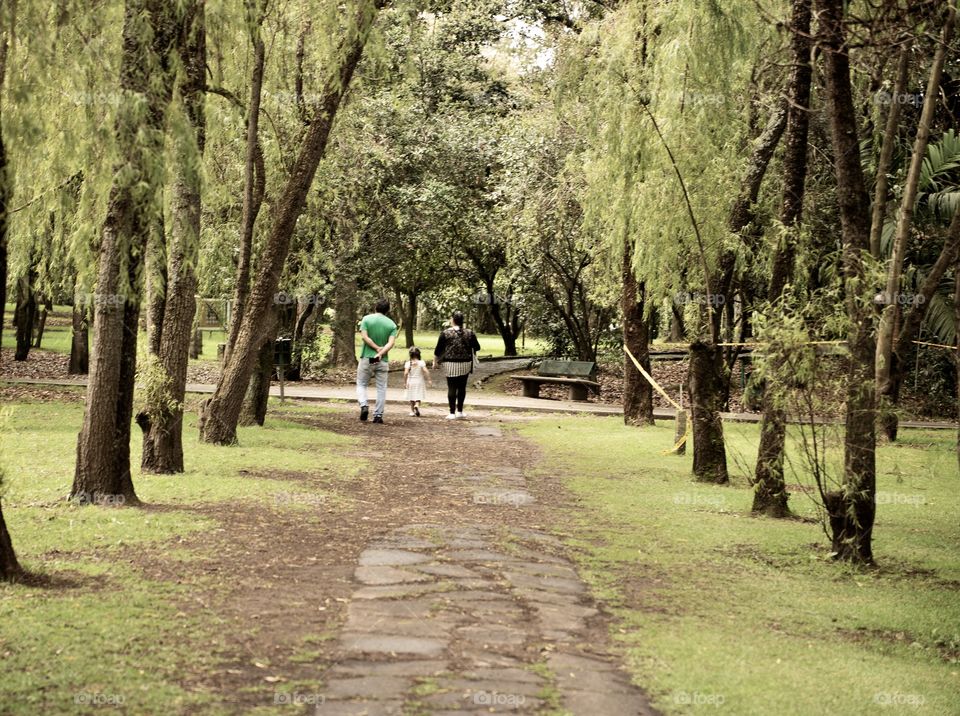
[409,346,421,359]
[451,311,464,326]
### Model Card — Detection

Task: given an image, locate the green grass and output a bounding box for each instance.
[519,416,960,715]
[0,398,359,715]
[2,307,74,356]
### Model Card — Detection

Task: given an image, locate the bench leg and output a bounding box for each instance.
[522,382,541,399]
[568,384,588,401]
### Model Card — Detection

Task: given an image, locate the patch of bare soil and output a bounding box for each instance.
[0,349,72,382]
[0,382,85,403]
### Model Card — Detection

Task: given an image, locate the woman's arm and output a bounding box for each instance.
[470,331,481,353]
[433,333,446,368]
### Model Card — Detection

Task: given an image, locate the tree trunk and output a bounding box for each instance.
[139,0,206,474]
[199,0,384,445]
[330,275,358,367]
[753,0,812,518]
[869,45,910,259]
[876,5,956,440]
[190,323,202,359]
[13,269,36,361]
[819,0,877,564]
[225,14,266,364]
[0,38,9,367]
[688,341,728,483]
[0,499,20,582]
[145,215,166,356]
[32,294,50,348]
[955,251,960,475]
[404,291,417,348]
[622,243,653,425]
[71,0,177,504]
[239,337,272,426]
[69,297,89,375]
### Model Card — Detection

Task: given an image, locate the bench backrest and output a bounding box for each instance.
[538,359,597,379]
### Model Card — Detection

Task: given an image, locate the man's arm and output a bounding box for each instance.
[360,328,380,351]
[377,334,396,358]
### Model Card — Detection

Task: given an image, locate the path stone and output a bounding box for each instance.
[354,565,431,585]
[359,549,432,567]
[341,635,447,657]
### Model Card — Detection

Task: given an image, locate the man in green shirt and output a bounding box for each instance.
[356,297,398,423]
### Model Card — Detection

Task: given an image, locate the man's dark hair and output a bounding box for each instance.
[452,310,464,326]
[375,298,390,314]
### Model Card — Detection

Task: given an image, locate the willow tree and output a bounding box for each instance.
[199,0,385,445]
[567,0,780,471]
[72,0,178,503]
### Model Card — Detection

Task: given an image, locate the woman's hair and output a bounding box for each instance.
[409,346,421,359]
[451,310,464,326]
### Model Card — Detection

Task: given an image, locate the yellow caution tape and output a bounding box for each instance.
[623,345,690,454]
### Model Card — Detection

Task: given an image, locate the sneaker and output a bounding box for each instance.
[414,406,421,417]
[408,411,417,417]
[456,412,466,420]
[360,405,369,422]
[373,415,384,424]
[445,413,457,420]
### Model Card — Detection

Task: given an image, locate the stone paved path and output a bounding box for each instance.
[315,424,658,715]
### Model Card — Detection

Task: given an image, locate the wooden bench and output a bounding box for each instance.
[510,360,600,401]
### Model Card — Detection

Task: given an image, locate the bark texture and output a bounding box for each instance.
[688,341,728,483]
[819,0,877,563]
[0,500,20,581]
[139,0,206,474]
[622,243,653,426]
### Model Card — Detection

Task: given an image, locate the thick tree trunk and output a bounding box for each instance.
[145,215,166,356]
[819,0,877,564]
[876,5,956,439]
[955,252,960,475]
[403,291,417,349]
[33,294,51,348]
[688,341,728,483]
[199,0,384,445]
[753,0,812,518]
[330,275,358,367]
[190,323,202,359]
[622,244,653,425]
[69,294,90,375]
[239,337,272,426]
[71,0,177,504]
[13,269,36,361]
[0,499,20,582]
[139,0,206,474]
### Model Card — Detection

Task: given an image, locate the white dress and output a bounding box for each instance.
[405,360,428,401]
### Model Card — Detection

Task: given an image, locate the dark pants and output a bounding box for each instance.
[446,375,469,413]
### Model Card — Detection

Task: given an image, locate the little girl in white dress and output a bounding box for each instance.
[404,347,432,416]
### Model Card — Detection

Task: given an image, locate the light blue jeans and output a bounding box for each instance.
[356,357,389,417]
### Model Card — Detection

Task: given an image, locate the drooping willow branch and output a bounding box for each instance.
[639,102,716,341]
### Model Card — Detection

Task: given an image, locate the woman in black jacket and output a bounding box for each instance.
[433,311,481,419]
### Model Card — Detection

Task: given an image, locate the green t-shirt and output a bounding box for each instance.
[359,312,399,360]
